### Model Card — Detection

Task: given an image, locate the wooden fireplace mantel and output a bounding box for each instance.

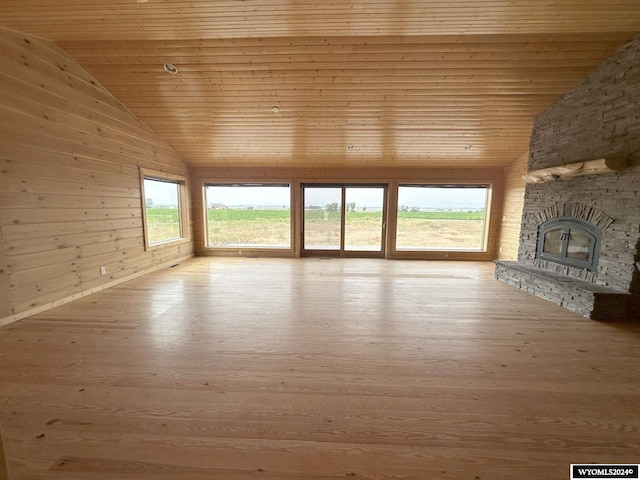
[522,156,629,183]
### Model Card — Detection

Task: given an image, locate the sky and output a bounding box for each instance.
[304,187,384,208]
[148,183,489,210]
[206,185,291,207]
[144,178,179,206]
[398,186,488,209]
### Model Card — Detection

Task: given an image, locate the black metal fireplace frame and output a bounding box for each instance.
[535,216,602,272]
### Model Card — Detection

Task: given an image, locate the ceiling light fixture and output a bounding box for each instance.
[464,145,473,150]
[347,144,354,149]
[163,63,179,75]
[271,106,280,113]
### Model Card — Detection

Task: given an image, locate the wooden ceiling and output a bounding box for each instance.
[2,1,640,169]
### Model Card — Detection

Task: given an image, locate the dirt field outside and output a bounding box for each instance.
[144,208,485,249]
[201,209,486,250]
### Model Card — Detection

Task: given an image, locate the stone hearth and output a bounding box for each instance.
[494,261,631,321]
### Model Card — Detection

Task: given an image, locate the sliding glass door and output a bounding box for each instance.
[302,185,386,257]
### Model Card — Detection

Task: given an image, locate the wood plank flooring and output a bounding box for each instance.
[0,257,639,480]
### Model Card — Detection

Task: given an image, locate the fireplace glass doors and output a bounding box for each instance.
[536,217,602,272]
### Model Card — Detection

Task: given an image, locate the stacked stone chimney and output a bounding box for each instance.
[495,33,640,321]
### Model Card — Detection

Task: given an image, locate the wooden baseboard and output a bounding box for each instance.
[0,255,194,328]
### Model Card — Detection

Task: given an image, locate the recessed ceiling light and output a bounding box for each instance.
[347,144,354,149]
[464,145,473,150]
[163,63,179,75]
[271,106,280,113]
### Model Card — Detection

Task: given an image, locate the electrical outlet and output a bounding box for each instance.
[100,266,106,275]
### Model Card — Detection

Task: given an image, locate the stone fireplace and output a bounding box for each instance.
[494,33,640,322]
[535,205,609,276]
[495,176,639,321]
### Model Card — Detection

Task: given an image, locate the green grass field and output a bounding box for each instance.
[145,208,486,248]
[207,209,291,246]
[395,210,484,220]
[207,209,291,222]
[146,208,181,244]
[204,208,485,249]
[206,209,483,222]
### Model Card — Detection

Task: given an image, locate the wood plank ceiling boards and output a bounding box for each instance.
[1,1,640,168]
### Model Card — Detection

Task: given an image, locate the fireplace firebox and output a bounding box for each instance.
[536,217,602,272]
[495,199,633,321]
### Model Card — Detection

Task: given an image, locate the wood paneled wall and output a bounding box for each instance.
[496,152,527,260]
[191,166,504,261]
[0,28,193,323]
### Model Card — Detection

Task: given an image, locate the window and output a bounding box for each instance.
[140,169,189,249]
[395,184,490,251]
[205,183,291,249]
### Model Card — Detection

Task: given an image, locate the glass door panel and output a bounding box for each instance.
[303,187,342,250]
[543,228,563,255]
[344,187,385,252]
[566,230,592,260]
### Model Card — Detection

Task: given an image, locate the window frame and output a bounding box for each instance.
[140,168,190,251]
[392,182,492,254]
[202,181,294,253]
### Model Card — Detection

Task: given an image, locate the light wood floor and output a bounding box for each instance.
[0,258,639,480]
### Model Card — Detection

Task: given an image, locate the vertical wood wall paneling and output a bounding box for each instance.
[192,167,504,261]
[497,152,528,260]
[0,28,194,324]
